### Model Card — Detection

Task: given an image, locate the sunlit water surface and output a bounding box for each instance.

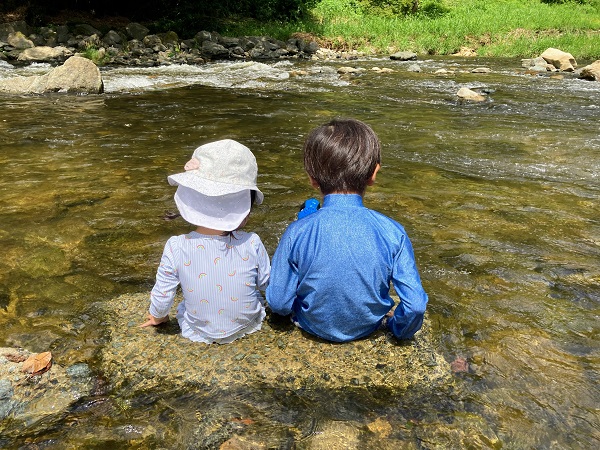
[0,57,599,448]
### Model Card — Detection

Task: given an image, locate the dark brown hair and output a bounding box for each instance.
[303,118,381,195]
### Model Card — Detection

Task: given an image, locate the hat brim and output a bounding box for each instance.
[174,186,251,231]
[168,171,264,205]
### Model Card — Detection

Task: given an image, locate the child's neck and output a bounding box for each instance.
[195,226,226,235]
[326,190,364,196]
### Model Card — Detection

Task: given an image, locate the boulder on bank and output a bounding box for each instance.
[17,45,72,62]
[7,31,34,49]
[101,293,452,395]
[0,20,29,41]
[0,55,103,94]
[540,47,577,72]
[580,60,600,81]
[125,22,149,41]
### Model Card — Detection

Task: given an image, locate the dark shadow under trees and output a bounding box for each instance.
[1,0,319,37]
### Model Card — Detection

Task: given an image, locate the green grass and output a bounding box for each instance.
[81,44,111,65]
[223,0,600,59]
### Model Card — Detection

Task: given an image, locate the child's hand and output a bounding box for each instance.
[380,306,396,330]
[140,314,169,328]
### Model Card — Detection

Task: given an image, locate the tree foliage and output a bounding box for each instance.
[1,0,319,35]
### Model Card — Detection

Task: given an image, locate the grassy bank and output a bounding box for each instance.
[224,0,600,59]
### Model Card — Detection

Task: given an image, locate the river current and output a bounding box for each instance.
[0,56,599,448]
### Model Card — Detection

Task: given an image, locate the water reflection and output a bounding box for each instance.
[0,57,599,447]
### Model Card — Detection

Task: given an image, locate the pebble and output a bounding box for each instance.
[66,363,91,379]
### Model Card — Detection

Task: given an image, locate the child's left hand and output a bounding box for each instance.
[140,314,169,328]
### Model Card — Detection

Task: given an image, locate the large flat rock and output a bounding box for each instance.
[0,55,103,94]
[100,293,452,395]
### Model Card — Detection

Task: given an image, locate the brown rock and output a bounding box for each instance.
[100,293,452,395]
[580,60,600,81]
[540,47,577,72]
[457,87,486,102]
[0,55,103,94]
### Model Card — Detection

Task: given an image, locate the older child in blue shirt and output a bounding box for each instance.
[266,118,428,342]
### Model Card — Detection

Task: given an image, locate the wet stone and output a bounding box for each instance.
[0,379,13,399]
[0,348,94,437]
[66,363,91,379]
[99,293,453,396]
[0,293,9,311]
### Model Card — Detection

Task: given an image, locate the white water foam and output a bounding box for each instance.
[101,61,297,93]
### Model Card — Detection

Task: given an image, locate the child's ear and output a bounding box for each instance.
[367,164,381,186]
[308,175,320,190]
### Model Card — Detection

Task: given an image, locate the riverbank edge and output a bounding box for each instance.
[0,17,364,70]
[3,16,599,74]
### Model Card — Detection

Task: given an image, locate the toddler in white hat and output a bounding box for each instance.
[141,139,270,344]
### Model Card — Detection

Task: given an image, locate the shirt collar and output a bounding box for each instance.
[322,193,364,208]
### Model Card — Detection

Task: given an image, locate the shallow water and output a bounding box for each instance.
[0,56,599,448]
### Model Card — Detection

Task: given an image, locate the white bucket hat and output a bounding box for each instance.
[167,139,264,231]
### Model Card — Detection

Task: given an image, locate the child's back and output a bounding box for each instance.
[151,230,269,343]
[142,139,270,344]
[266,119,428,342]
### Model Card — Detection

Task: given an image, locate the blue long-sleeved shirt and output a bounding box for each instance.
[266,194,428,342]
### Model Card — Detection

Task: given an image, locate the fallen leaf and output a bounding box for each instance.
[22,351,53,376]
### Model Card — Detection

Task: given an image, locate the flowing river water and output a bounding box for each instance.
[0,56,599,448]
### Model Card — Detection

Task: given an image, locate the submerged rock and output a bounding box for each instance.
[100,293,452,395]
[0,348,95,437]
[337,66,365,74]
